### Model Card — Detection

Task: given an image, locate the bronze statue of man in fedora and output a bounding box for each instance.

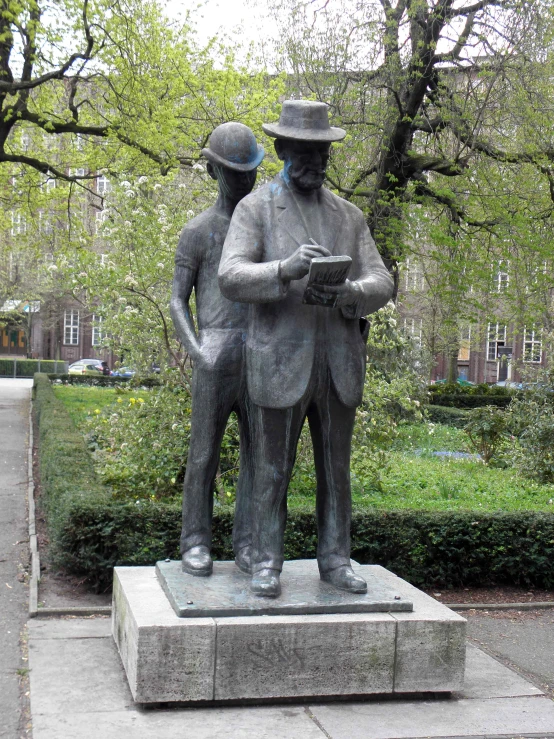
[219,101,394,597]
[171,121,264,577]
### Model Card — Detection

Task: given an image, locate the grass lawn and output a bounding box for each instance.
[291,421,554,513]
[52,384,554,514]
[52,385,121,428]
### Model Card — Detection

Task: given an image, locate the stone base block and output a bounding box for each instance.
[112,562,466,704]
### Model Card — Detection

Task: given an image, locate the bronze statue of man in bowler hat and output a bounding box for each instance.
[171,122,264,577]
[219,101,394,597]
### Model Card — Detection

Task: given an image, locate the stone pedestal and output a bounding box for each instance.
[112,561,466,704]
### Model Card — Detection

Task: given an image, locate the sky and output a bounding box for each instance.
[164,0,274,46]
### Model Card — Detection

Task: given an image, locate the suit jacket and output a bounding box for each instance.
[218,174,394,409]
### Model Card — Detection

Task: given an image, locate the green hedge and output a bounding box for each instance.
[426,405,470,427]
[430,394,513,409]
[34,372,554,591]
[0,359,65,377]
[48,373,161,387]
[429,383,515,396]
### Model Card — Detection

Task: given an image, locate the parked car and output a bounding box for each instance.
[68,361,104,376]
[111,366,136,378]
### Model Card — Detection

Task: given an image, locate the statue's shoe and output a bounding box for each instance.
[181,546,213,576]
[250,568,281,598]
[235,545,252,574]
[321,565,367,594]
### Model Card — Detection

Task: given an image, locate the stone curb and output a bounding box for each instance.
[451,602,554,611]
[28,397,40,618]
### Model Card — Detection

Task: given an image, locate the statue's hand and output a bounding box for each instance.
[307,279,358,308]
[279,243,331,282]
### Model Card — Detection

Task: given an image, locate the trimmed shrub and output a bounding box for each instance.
[426,405,470,427]
[48,373,161,387]
[430,394,513,409]
[35,373,554,591]
[49,499,554,591]
[429,383,514,396]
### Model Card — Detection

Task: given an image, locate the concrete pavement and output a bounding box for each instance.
[0,378,33,738]
[27,616,554,739]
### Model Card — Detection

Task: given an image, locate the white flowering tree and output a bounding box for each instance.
[59,169,215,381]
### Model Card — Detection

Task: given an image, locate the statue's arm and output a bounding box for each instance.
[340,217,394,320]
[170,233,201,361]
[218,201,287,303]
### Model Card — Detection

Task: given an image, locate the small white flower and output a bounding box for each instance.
[120,180,131,188]
[186,210,194,219]
[157,262,164,269]
[124,221,132,228]
[78,272,88,278]
[153,183,162,190]
[47,264,58,271]
[125,189,136,198]
[192,163,204,171]
[138,176,148,185]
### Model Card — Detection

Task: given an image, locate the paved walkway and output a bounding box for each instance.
[0,378,33,738]
[27,617,554,739]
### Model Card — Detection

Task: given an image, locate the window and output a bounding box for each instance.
[523,327,542,363]
[494,261,509,292]
[11,211,26,235]
[487,323,506,360]
[69,167,86,178]
[458,324,471,361]
[97,175,111,195]
[95,210,107,235]
[404,258,425,292]
[64,310,80,345]
[404,317,423,348]
[92,315,104,346]
[38,211,53,235]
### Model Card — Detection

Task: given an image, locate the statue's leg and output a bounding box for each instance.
[308,379,356,575]
[250,402,305,576]
[180,367,239,563]
[232,388,254,569]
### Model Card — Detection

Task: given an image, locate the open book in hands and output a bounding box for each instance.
[302,256,352,307]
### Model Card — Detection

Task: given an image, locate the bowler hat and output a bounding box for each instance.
[262,100,346,142]
[202,122,264,172]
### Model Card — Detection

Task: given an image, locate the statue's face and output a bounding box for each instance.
[216,165,257,202]
[277,140,331,192]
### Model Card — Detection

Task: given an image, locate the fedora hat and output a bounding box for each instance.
[202,122,265,172]
[262,100,346,142]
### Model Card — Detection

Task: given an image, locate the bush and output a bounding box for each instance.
[429,394,513,409]
[429,382,515,396]
[426,405,470,428]
[44,496,554,591]
[508,370,554,483]
[464,406,508,464]
[48,373,161,387]
[0,359,65,377]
